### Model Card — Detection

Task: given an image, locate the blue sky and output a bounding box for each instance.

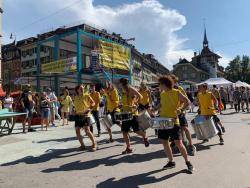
[4,0,250,68]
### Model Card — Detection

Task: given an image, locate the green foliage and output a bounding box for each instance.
[225,55,250,83]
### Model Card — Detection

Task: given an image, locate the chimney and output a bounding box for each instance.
[194,52,197,57]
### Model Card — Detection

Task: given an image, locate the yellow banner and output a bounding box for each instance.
[41,57,77,73]
[99,40,130,70]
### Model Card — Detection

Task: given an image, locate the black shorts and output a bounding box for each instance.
[178,113,188,127]
[121,116,140,133]
[157,125,182,141]
[75,115,90,128]
[138,103,150,111]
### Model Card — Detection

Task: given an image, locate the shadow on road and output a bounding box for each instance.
[0,144,122,167]
[96,169,189,188]
[41,149,166,173]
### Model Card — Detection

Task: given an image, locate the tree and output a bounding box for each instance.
[225,55,250,83]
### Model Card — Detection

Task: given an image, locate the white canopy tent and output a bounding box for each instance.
[197,77,233,87]
[235,81,250,88]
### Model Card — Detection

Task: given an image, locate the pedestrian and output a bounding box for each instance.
[20,85,35,133]
[3,92,13,111]
[186,88,194,113]
[40,92,51,131]
[211,85,222,114]
[157,75,194,173]
[228,86,234,109]
[241,87,248,112]
[119,78,149,154]
[233,87,241,113]
[219,86,227,111]
[46,88,57,127]
[60,89,72,126]
[73,85,97,151]
[90,84,102,136]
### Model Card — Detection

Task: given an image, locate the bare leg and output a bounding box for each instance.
[45,119,49,131]
[135,130,146,139]
[61,112,65,125]
[175,140,189,162]
[123,132,131,149]
[107,127,113,140]
[65,112,69,125]
[75,127,84,147]
[161,139,173,162]
[84,126,96,146]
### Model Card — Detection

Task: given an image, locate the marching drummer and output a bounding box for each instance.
[119,78,150,154]
[103,81,120,142]
[170,74,196,156]
[73,85,97,151]
[198,84,224,145]
[138,82,152,112]
[158,75,194,173]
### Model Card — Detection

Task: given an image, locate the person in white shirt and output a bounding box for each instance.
[47,88,57,127]
[4,92,14,111]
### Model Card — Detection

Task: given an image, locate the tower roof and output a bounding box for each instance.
[203,28,208,48]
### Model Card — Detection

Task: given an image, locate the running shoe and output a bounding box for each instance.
[219,138,224,145]
[163,161,176,170]
[28,128,36,132]
[186,161,194,173]
[51,123,57,127]
[122,148,133,154]
[144,138,150,147]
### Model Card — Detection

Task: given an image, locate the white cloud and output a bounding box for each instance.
[6,0,193,69]
[216,52,232,68]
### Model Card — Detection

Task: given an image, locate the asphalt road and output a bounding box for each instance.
[0,109,250,188]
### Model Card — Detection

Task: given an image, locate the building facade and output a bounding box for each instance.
[2,23,169,92]
[0,0,3,80]
[173,29,224,84]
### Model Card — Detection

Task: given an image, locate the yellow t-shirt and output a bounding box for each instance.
[90,91,101,111]
[139,89,151,105]
[121,90,138,115]
[106,88,120,112]
[74,93,92,116]
[176,86,187,110]
[198,91,216,115]
[160,89,180,125]
[61,95,72,111]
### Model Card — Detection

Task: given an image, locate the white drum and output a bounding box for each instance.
[193,115,218,140]
[114,112,133,122]
[100,115,113,130]
[89,115,96,126]
[137,110,152,131]
[151,117,176,130]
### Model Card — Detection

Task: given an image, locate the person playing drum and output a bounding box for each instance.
[138,82,152,112]
[198,84,224,145]
[158,75,194,173]
[103,81,120,142]
[73,85,97,151]
[119,78,150,154]
[170,74,197,156]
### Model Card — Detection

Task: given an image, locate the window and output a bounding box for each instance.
[183,73,187,79]
[182,66,187,71]
[191,73,196,78]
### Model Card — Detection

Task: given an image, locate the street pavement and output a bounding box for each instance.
[0,109,250,188]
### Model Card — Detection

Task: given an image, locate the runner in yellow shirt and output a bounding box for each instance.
[170,74,196,156]
[198,84,224,145]
[102,82,120,142]
[119,78,149,154]
[73,85,97,151]
[90,85,102,136]
[158,75,194,173]
[138,82,152,111]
